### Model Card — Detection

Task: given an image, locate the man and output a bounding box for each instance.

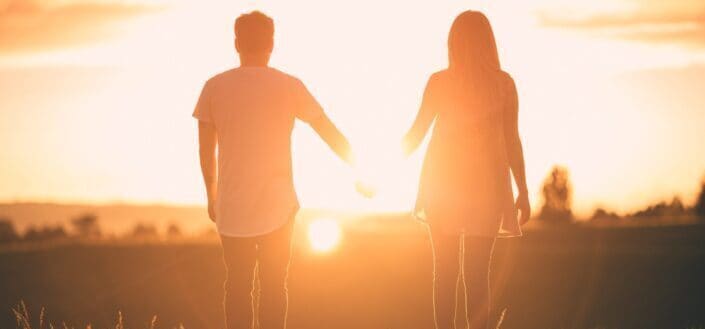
[193,11,354,329]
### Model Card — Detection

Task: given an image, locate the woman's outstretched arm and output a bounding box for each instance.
[402,76,438,155]
[502,75,531,224]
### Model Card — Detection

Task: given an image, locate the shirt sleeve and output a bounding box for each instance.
[192,79,214,123]
[292,79,324,123]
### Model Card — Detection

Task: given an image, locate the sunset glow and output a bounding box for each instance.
[1,0,704,217]
[3,3,705,329]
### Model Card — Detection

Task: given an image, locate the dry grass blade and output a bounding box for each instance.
[12,301,32,329]
[39,307,45,329]
[114,311,124,329]
[494,308,506,329]
[10,303,198,329]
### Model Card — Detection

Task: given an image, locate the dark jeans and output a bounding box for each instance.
[429,226,496,329]
[220,220,294,329]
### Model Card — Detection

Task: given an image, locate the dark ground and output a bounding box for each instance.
[1,223,705,329]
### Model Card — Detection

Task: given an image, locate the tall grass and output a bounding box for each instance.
[10,301,703,329]
[11,301,180,329]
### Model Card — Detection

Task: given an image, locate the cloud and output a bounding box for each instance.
[538,5,705,49]
[0,0,161,54]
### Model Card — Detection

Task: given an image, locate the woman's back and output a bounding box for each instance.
[423,69,512,189]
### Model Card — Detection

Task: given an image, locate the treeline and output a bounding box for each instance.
[537,165,705,222]
[0,213,194,245]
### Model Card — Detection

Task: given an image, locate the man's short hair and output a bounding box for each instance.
[234,11,274,53]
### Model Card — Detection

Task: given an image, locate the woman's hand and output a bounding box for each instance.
[516,192,531,225]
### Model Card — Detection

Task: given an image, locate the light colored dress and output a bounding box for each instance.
[413,69,521,238]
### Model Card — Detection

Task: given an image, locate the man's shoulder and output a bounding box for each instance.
[206,67,302,86]
[268,68,304,86]
[199,69,232,91]
[204,68,240,85]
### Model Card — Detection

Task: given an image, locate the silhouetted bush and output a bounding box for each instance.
[695,179,705,219]
[71,213,101,238]
[166,223,182,239]
[590,208,620,221]
[630,196,690,218]
[131,222,159,239]
[538,166,573,222]
[199,227,219,240]
[23,225,67,241]
[0,218,19,243]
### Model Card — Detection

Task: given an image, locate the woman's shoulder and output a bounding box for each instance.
[497,70,516,90]
[424,70,452,91]
[428,69,451,82]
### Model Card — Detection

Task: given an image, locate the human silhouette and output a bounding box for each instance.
[193,11,353,329]
[401,11,530,329]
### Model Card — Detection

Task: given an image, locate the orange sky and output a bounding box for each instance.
[1,0,704,217]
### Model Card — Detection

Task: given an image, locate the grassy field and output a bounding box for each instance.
[1,220,704,329]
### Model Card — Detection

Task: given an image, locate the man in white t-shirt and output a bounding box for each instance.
[194,11,354,329]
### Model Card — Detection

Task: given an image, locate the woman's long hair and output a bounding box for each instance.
[447,11,501,92]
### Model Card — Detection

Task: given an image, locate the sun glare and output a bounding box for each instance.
[307,218,342,253]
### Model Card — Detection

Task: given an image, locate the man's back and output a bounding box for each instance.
[195,12,355,329]
[194,67,323,236]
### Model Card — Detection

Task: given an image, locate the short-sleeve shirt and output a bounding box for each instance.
[193,66,324,237]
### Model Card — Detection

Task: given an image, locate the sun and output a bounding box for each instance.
[307,218,342,253]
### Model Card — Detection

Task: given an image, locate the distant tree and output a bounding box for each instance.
[166,223,182,239]
[71,213,101,238]
[0,218,19,243]
[131,222,158,239]
[538,166,573,222]
[669,196,685,214]
[590,208,620,221]
[695,179,705,218]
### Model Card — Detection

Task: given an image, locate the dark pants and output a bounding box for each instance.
[220,220,294,329]
[429,226,496,329]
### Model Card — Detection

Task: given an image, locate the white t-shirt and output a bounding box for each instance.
[193,66,324,237]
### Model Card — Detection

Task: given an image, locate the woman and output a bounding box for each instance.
[402,11,530,329]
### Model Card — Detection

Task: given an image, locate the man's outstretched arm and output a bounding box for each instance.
[309,114,354,165]
[198,121,218,222]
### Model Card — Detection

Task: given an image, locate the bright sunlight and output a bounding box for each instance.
[307,218,342,253]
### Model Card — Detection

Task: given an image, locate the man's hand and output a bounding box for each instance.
[207,198,217,223]
[205,181,217,223]
[516,192,531,225]
[198,121,218,223]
